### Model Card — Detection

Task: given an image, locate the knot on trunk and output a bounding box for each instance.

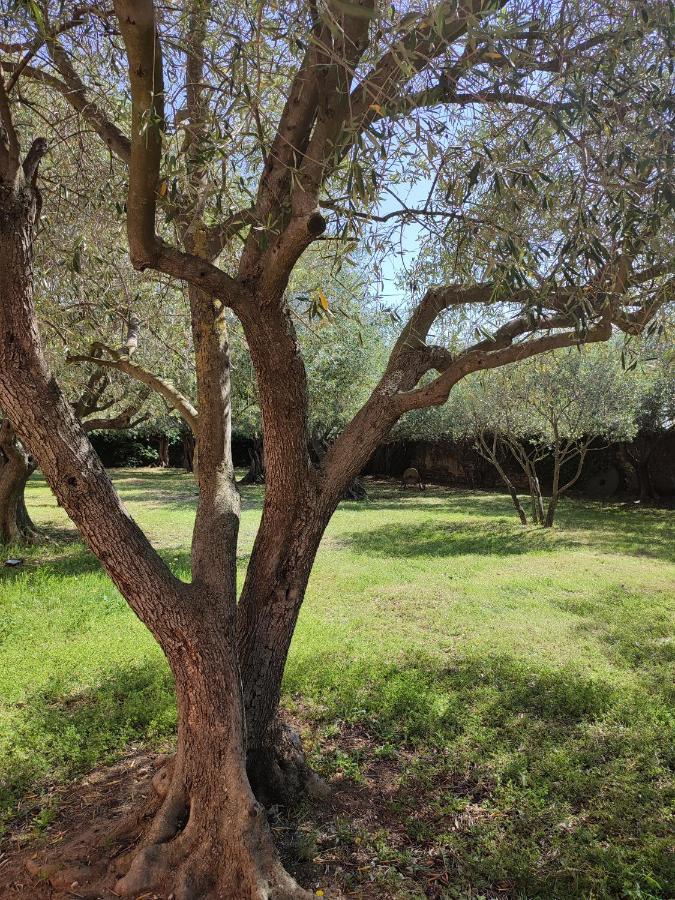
[306,211,327,237]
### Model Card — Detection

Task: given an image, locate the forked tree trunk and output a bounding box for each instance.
[1,142,306,897]
[475,434,528,525]
[544,496,558,527]
[236,335,418,802]
[526,464,545,525]
[238,497,331,804]
[544,445,589,528]
[116,603,306,900]
[544,451,561,529]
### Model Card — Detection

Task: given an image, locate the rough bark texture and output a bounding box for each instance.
[3,5,669,891]
[0,131,306,896]
[115,601,307,900]
[238,493,331,802]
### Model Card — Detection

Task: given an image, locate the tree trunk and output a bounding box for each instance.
[235,301,407,803]
[157,433,170,468]
[544,496,557,528]
[475,435,527,525]
[16,477,37,533]
[116,604,307,900]
[343,477,368,500]
[505,477,528,525]
[1,144,306,897]
[182,429,195,472]
[238,498,331,805]
[241,434,266,484]
[635,437,656,502]
[526,464,545,525]
[0,421,38,544]
[544,450,561,528]
[618,438,655,502]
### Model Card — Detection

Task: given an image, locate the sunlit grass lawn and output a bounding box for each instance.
[0,469,673,898]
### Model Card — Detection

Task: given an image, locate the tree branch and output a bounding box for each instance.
[0,71,20,178]
[396,317,613,412]
[67,347,198,433]
[43,35,132,164]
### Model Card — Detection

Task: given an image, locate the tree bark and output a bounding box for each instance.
[475,433,528,525]
[116,599,306,900]
[545,444,589,527]
[236,341,409,802]
[238,494,331,804]
[0,420,38,544]
[544,449,561,529]
[157,433,170,468]
[633,436,657,502]
[525,462,545,525]
[0,136,306,897]
[182,429,195,472]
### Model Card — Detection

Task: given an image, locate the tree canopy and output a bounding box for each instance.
[0,0,673,895]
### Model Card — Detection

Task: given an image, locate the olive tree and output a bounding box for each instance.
[0,351,150,546]
[449,347,642,525]
[0,0,672,894]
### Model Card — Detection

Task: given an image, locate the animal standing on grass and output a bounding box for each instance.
[401,467,425,490]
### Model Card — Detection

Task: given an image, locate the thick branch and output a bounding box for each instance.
[349,0,503,128]
[67,349,198,433]
[110,1,248,306]
[396,317,613,412]
[44,37,131,164]
[82,395,150,433]
[0,72,20,178]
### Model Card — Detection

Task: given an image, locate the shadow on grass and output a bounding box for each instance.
[287,651,671,897]
[341,485,675,562]
[344,518,567,558]
[0,543,103,581]
[286,650,624,740]
[0,544,196,586]
[2,646,670,898]
[0,658,175,832]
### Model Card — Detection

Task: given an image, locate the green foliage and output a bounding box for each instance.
[89,429,160,468]
[460,345,643,446]
[395,342,653,447]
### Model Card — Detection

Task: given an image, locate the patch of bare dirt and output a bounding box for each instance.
[0,749,161,900]
[0,722,497,899]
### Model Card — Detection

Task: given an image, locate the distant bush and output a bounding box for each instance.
[89,430,161,468]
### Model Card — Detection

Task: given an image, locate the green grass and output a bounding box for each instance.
[1,470,673,898]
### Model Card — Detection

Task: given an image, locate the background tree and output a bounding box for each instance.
[619,341,675,501]
[0,368,149,546]
[447,346,642,525]
[1,0,673,895]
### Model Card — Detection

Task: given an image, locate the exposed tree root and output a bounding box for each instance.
[112,754,312,900]
[248,718,330,808]
[5,750,314,900]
